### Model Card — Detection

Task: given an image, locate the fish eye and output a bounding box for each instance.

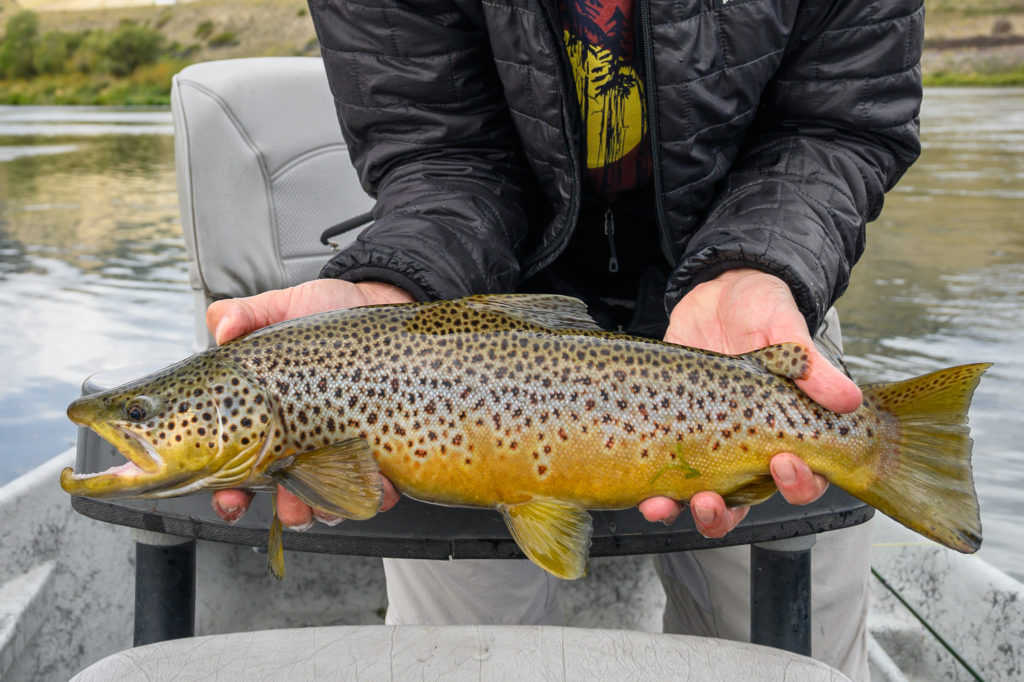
[124,397,156,423]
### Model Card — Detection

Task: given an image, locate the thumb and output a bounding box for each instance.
[206,299,260,346]
[795,343,862,414]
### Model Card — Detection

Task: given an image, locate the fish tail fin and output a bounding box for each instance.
[851,363,990,553]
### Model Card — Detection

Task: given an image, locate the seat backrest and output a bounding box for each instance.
[171,57,373,350]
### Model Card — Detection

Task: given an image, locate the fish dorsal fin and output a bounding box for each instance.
[267,493,286,579]
[466,294,602,331]
[745,343,811,381]
[720,475,779,507]
[404,295,602,335]
[268,438,383,520]
[499,498,593,580]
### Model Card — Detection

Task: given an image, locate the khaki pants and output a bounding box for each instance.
[383,521,872,681]
[383,309,871,681]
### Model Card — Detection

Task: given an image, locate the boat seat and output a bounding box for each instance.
[70,625,851,681]
[170,56,374,350]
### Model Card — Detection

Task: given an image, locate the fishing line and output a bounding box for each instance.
[870,567,985,682]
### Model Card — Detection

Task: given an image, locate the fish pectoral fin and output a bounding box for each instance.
[268,438,383,520]
[744,343,811,381]
[499,499,593,580]
[720,475,779,507]
[466,294,603,331]
[268,493,285,580]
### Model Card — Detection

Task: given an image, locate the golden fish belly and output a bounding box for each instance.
[362,373,878,510]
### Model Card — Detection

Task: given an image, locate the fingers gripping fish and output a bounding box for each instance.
[61,295,988,579]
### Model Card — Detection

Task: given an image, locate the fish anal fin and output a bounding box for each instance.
[499,499,593,580]
[268,494,285,579]
[720,475,779,507]
[745,343,811,381]
[268,438,382,520]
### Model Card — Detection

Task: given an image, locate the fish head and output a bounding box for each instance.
[61,353,274,499]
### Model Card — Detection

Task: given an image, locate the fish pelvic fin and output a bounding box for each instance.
[499,499,593,580]
[268,438,383,520]
[720,475,779,507]
[849,363,991,553]
[744,343,811,381]
[268,493,285,580]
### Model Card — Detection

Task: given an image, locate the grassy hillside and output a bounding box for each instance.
[27,0,318,62]
[1,0,1024,104]
[0,0,318,103]
[925,0,1024,84]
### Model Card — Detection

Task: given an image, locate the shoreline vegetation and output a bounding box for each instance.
[2,0,1024,105]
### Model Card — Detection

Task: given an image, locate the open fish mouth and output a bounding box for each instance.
[61,414,176,497]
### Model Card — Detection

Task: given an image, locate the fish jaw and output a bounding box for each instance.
[61,349,282,500]
[60,462,185,498]
[62,403,191,497]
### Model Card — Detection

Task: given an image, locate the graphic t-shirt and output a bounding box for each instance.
[560,0,653,202]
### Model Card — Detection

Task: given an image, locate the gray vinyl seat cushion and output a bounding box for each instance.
[70,625,851,681]
[170,57,373,349]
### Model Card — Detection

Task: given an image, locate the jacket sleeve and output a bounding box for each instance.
[665,1,924,333]
[308,0,533,301]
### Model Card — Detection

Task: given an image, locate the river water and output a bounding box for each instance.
[1,91,1022,581]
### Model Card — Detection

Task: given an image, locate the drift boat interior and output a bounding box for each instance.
[0,58,1021,681]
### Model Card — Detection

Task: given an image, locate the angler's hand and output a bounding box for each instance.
[206,279,412,529]
[638,268,863,538]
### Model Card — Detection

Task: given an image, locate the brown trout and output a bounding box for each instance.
[62,294,988,579]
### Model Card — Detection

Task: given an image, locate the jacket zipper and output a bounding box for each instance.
[638,0,675,265]
[604,206,619,273]
[521,0,583,280]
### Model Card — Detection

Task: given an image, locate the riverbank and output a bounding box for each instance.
[0,0,317,104]
[2,2,1024,103]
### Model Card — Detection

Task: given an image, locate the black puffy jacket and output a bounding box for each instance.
[310,0,923,333]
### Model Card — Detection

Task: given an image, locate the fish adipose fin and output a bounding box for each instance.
[720,475,779,507]
[268,438,383,520]
[499,499,593,580]
[745,343,811,381]
[842,363,991,553]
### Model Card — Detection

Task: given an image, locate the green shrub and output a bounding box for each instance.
[104,21,165,76]
[194,20,214,40]
[155,8,174,29]
[0,11,40,79]
[73,30,112,74]
[208,30,238,48]
[71,22,165,76]
[33,30,82,75]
